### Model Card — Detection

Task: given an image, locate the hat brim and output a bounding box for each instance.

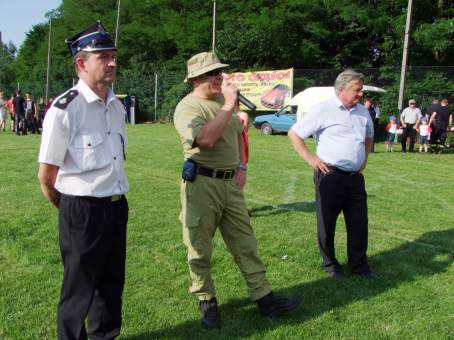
[184,62,229,82]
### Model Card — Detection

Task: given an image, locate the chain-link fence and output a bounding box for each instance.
[2,66,453,124]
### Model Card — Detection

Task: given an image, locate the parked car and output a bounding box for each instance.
[254,85,385,135]
[254,106,296,135]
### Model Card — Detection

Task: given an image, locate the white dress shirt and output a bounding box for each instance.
[291,97,374,172]
[39,79,129,197]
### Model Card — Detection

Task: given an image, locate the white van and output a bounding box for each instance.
[290,85,386,120]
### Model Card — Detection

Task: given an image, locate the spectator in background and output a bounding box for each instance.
[37,96,46,131]
[45,97,54,113]
[13,90,26,135]
[364,98,377,152]
[429,98,452,152]
[0,91,7,132]
[417,117,430,153]
[25,92,39,134]
[6,93,16,132]
[385,115,398,152]
[426,98,440,126]
[400,99,422,152]
[373,100,381,122]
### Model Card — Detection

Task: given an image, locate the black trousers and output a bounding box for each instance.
[432,124,448,145]
[15,114,26,135]
[314,170,370,274]
[57,194,128,340]
[401,124,416,152]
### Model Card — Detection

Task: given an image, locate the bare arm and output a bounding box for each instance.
[428,112,437,127]
[38,163,60,208]
[195,83,238,148]
[400,112,406,127]
[288,129,330,174]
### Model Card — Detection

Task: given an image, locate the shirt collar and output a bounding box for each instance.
[334,96,359,112]
[77,79,116,105]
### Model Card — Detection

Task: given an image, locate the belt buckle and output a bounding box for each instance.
[111,194,121,202]
[223,170,233,180]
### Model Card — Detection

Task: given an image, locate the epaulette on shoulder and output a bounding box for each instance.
[54,90,79,110]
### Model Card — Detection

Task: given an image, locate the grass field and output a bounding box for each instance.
[1,124,453,339]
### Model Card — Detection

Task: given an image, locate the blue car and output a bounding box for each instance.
[254,106,296,135]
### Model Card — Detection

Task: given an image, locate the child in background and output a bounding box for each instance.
[417,117,431,153]
[385,115,398,152]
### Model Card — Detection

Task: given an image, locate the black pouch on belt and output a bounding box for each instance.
[182,159,198,182]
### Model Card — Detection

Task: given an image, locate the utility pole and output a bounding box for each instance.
[113,0,121,91]
[398,0,414,113]
[115,0,121,46]
[212,0,216,52]
[45,18,52,102]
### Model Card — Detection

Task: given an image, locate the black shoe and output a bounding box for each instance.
[326,270,342,279]
[199,298,221,329]
[322,264,342,279]
[256,292,302,319]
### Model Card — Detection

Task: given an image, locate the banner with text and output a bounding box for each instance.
[224,68,293,111]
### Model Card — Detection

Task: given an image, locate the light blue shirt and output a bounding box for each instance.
[291,96,374,172]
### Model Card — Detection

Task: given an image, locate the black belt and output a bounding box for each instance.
[197,166,236,180]
[330,166,360,176]
[61,193,124,203]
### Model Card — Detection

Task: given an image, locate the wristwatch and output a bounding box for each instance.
[237,163,247,171]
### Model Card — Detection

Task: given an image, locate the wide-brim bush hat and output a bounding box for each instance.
[185,52,228,81]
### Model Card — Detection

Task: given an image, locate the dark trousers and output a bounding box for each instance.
[432,124,448,145]
[314,170,370,274]
[15,114,26,135]
[401,123,416,152]
[57,194,128,340]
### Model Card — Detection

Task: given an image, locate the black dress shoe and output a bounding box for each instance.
[256,292,302,319]
[327,270,342,279]
[199,298,221,329]
[323,265,342,279]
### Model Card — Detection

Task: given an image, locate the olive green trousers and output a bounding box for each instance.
[180,175,271,301]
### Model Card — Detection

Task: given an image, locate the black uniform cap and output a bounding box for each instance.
[65,21,116,57]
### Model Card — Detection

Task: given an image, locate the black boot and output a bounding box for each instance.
[199,298,221,329]
[256,292,302,318]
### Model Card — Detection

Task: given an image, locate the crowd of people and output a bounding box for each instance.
[363,97,453,154]
[0,90,53,135]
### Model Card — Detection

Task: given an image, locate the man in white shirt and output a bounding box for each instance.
[400,99,422,152]
[38,21,129,340]
[289,70,375,279]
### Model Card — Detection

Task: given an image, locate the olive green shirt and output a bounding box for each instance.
[174,93,242,169]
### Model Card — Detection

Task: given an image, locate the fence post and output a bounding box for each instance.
[154,73,158,122]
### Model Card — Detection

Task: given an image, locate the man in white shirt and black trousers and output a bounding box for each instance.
[38,21,129,340]
[289,70,375,280]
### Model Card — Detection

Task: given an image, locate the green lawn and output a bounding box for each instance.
[1,125,453,339]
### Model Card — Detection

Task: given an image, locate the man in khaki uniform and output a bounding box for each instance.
[174,51,301,329]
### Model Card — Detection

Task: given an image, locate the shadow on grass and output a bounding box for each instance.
[250,201,316,216]
[124,229,453,339]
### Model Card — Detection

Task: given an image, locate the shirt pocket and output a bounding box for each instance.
[71,133,109,171]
